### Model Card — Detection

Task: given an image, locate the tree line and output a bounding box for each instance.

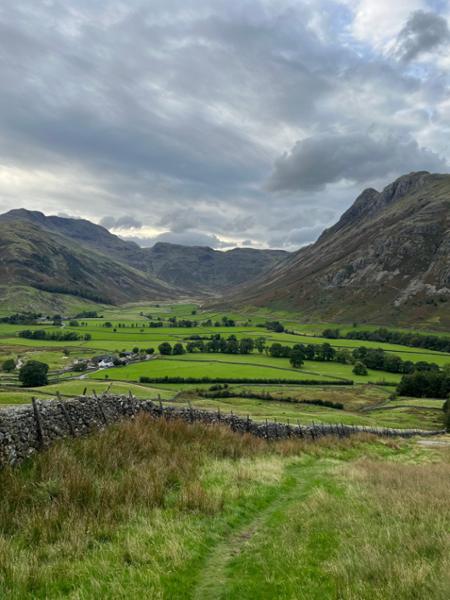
[157,336,440,375]
[323,327,450,353]
[18,330,92,341]
[397,369,450,399]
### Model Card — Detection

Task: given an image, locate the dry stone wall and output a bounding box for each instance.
[0,394,445,467]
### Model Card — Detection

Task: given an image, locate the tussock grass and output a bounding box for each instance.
[1,414,448,599]
[328,454,450,599]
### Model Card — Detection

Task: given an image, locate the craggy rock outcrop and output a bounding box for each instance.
[0,394,445,467]
[218,172,450,328]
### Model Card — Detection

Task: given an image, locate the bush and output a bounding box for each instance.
[353,361,368,376]
[158,342,172,355]
[19,361,49,387]
[2,358,16,373]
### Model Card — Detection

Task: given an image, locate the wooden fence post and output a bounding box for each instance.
[32,397,46,449]
[57,391,76,437]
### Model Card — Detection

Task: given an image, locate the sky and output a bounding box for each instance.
[0,0,449,250]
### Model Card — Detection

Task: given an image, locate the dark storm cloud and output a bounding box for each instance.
[396,10,450,62]
[0,1,448,249]
[267,131,447,192]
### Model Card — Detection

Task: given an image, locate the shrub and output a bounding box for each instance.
[19,361,49,387]
[353,361,368,376]
[158,342,172,355]
[2,358,16,373]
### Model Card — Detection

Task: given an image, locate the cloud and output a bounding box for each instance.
[0,1,448,249]
[395,10,450,62]
[267,131,447,192]
[125,230,228,249]
[100,215,143,230]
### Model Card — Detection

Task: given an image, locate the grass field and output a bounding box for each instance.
[0,415,449,599]
[1,303,449,430]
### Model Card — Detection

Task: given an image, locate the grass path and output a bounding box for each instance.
[192,458,331,599]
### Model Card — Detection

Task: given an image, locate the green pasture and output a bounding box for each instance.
[169,394,444,430]
[160,353,401,383]
[1,302,449,431]
[88,356,337,382]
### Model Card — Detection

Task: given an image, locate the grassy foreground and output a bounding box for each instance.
[0,416,449,599]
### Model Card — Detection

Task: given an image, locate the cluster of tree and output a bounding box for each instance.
[0,312,42,325]
[130,347,154,355]
[158,342,186,355]
[257,320,285,333]
[74,310,100,318]
[268,342,335,367]
[167,317,199,328]
[218,316,236,327]
[323,327,450,353]
[397,370,450,399]
[18,330,91,341]
[19,360,49,387]
[352,347,439,374]
[184,335,265,355]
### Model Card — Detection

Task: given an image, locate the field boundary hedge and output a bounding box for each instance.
[139,376,353,385]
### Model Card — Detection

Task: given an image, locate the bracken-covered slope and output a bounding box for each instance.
[0,209,288,308]
[218,172,450,328]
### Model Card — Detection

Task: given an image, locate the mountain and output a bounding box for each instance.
[0,215,177,306]
[141,243,287,294]
[0,209,288,309]
[216,172,450,328]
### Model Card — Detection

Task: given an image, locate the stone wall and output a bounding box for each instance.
[0,394,445,467]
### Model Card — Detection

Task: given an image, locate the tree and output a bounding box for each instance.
[172,343,185,355]
[320,343,336,361]
[443,398,450,431]
[146,348,155,355]
[336,349,352,364]
[2,358,16,372]
[353,361,368,376]
[132,346,139,354]
[255,337,266,353]
[19,361,49,387]
[239,338,254,354]
[305,344,315,360]
[158,342,172,355]
[289,349,304,368]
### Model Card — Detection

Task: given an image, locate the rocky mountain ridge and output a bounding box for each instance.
[216,172,450,327]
